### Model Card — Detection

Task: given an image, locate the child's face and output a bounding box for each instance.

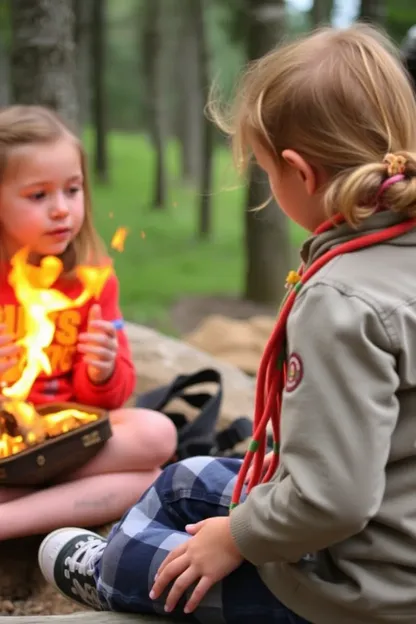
[0,137,85,261]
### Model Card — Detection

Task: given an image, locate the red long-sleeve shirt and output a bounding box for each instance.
[0,266,135,410]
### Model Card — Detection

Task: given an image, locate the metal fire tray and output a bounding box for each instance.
[0,402,112,486]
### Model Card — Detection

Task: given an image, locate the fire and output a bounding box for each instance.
[111,227,129,252]
[0,404,99,458]
[0,247,113,458]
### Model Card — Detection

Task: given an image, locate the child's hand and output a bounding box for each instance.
[0,324,20,376]
[150,516,243,614]
[245,449,274,483]
[77,305,118,384]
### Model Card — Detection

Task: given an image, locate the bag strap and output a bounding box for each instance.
[136,368,221,410]
[212,417,253,455]
[136,368,223,457]
[136,369,257,460]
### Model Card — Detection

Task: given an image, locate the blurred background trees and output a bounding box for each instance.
[3,0,414,329]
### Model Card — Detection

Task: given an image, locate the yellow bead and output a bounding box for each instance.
[286,270,301,285]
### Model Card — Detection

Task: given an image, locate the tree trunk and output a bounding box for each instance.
[73,0,92,129]
[141,0,167,209]
[0,0,10,107]
[359,0,386,25]
[91,0,108,183]
[193,0,213,239]
[172,30,188,176]
[177,0,204,185]
[310,0,334,26]
[244,0,291,306]
[10,0,78,131]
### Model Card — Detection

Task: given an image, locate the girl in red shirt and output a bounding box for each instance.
[0,105,176,540]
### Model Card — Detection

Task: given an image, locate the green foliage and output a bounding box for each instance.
[105,0,247,131]
[87,129,243,329]
[214,0,249,45]
[387,0,416,43]
[85,130,304,330]
[287,7,312,34]
[206,2,246,101]
[0,0,11,47]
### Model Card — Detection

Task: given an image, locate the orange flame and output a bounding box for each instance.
[0,248,113,457]
[111,227,129,252]
[2,247,113,403]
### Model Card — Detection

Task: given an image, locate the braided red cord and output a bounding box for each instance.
[230,216,416,509]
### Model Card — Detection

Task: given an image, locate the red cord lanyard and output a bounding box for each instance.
[230,216,416,509]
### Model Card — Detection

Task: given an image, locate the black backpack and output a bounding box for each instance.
[135,368,263,464]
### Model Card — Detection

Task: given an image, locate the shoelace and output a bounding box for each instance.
[230,215,416,509]
[64,538,106,576]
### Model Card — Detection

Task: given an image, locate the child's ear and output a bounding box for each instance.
[281,149,317,196]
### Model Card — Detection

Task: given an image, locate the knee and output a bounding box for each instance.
[111,407,177,467]
[159,456,222,490]
[138,409,177,466]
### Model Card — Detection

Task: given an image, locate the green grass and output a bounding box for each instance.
[86,131,305,329]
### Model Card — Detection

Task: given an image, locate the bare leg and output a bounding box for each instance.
[0,470,160,540]
[0,485,36,503]
[0,408,177,540]
[60,408,177,480]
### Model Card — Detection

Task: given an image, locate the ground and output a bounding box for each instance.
[0,535,89,616]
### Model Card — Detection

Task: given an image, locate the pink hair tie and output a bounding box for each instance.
[376,173,405,204]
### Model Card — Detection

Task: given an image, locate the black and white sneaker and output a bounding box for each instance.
[38,527,107,610]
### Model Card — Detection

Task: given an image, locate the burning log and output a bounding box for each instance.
[0,404,20,437]
[0,399,101,459]
[0,399,44,457]
[1,399,45,443]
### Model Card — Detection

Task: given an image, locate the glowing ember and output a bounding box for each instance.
[0,247,113,458]
[0,402,99,458]
[111,227,129,252]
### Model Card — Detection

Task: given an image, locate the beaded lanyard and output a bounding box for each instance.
[230,173,416,510]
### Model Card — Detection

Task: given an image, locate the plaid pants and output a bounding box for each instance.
[94,456,310,624]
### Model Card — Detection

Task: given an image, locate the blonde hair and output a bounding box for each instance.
[210,24,416,226]
[0,105,106,271]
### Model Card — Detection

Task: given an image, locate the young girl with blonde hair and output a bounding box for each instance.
[0,105,176,541]
[40,24,416,624]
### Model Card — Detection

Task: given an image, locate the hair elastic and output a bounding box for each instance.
[376,173,405,203]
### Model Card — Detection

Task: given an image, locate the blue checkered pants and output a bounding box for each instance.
[94,456,310,623]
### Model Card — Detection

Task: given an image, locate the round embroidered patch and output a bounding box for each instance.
[286,353,303,392]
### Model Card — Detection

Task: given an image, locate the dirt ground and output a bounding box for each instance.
[0,581,88,616]
[0,535,89,616]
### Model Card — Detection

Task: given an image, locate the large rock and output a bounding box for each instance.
[0,325,255,617]
[125,322,255,427]
[183,314,275,377]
